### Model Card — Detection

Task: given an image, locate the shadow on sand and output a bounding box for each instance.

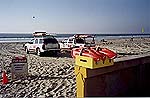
[40,51,72,58]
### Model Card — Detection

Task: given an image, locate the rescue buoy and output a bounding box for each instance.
[90,47,117,59]
[71,47,105,61]
[71,46,117,61]
[89,47,107,61]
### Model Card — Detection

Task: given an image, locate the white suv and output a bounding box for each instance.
[59,34,96,51]
[24,32,60,56]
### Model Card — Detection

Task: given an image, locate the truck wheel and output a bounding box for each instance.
[36,48,41,56]
[25,47,29,54]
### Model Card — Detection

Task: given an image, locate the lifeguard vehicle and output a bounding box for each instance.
[59,34,96,51]
[24,32,60,56]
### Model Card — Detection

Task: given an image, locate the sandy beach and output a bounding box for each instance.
[0,37,150,97]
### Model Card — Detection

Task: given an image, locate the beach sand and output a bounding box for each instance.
[0,37,150,97]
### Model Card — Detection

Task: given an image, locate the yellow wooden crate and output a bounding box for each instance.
[75,55,114,69]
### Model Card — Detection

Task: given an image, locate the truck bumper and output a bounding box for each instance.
[43,49,60,52]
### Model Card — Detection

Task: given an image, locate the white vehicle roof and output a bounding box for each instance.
[73,34,95,38]
[33,32,55,38]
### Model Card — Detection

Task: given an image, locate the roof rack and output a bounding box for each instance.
[73,34,94,38]
[33,32,49,37]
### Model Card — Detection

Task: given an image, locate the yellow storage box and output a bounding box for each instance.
[75,55,114,69]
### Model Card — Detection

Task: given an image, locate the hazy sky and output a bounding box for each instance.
[0,0,149,33]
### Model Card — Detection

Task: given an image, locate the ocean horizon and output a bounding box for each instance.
[0,33,150,43]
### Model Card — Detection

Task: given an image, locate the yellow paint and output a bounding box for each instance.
[75,66,87,97]
[74,56,115,97]
[74,65,87,78]
[75,55,114,69]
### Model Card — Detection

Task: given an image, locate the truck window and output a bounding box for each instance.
[68,39,73,43]
[29,39,34,44]
[39,39,43,44]
[44,38,58,44]
[76,38,84,44]
[61,39,67,43]
[63,39,67,43]
[35,39,38,44]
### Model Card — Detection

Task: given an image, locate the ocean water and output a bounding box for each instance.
[0,33,150,43]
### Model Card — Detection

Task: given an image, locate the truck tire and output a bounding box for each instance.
[25,47,29,54]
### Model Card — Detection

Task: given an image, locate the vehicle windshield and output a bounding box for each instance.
[76,38,85,44]
[44,38,58,44]
[62,39,68,43]
[75,37,95,44]
[29,39,34,44]
[85,37,95,44]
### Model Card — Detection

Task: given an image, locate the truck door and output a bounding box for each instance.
[68,38,73,48]
[63,39,68,48]
[30,39,38,50]
[34,39,39,49]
